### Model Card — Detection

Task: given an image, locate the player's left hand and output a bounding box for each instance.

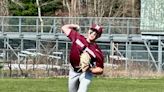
[79,52,91,72]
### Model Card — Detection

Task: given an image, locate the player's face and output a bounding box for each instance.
[87,29,98,41]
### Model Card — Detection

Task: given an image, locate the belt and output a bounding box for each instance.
[73,67,82,73]
[70,65,82,73]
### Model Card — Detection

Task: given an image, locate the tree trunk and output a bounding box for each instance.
[0,0,9,16]
[63,0,140,18]
[36,0,44,33]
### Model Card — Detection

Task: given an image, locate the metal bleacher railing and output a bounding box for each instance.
[0,16,142,42]
[0,16,164,75]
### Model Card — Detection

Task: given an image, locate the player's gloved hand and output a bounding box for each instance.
[78,52,91,72]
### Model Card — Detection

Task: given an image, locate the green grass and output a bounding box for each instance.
[0,78,164,92]
[89,78,164,92]
[0,78,67,92]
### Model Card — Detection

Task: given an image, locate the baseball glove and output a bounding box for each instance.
[78,52,91,72]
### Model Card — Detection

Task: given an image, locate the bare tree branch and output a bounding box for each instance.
[11,0,24,9]
[41,0,56,7]
[36,0,44,33]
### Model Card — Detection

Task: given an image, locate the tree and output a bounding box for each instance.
[40,0,63,16]
[63,0,140,17]
[9,0,37,16]
[9,0,63,16]
[0,0,9,16]
[36,0,43,33]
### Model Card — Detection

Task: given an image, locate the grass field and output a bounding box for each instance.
[0,77,164,92]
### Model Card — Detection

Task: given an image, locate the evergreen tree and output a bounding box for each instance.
[9,0,62,16]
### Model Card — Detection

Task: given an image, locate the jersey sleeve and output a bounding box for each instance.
[96,55,104,68]
[67,29,81,42]
[95,46,104,68]
[87,46,104,68]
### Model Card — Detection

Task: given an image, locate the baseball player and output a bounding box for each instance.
[61,24,104,92]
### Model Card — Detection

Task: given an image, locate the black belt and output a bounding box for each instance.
[73,67,82,73]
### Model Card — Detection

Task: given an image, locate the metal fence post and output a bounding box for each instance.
[65,42,68,64]
[1,17,4,33]
[158,36,162,73]
[19,17,22,33]
[20,34,24,51]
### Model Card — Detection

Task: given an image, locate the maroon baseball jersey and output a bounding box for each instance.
[67,29,104,69]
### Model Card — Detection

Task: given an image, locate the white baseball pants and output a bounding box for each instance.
[68,68,93,92]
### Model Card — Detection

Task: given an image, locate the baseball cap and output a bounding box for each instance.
[90,24,103,37]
